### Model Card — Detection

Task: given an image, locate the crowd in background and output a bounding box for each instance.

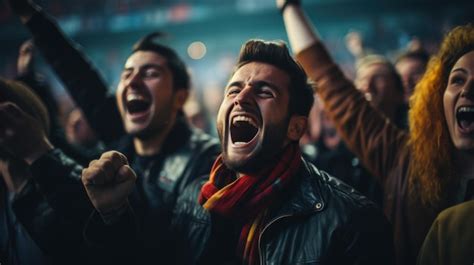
[1,0,474,264]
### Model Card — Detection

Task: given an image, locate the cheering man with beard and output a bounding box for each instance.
[82,40,394,265]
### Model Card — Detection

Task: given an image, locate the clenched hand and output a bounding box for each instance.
[82,151,137,219]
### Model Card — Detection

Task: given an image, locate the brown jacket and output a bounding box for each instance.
[296,43,440,265]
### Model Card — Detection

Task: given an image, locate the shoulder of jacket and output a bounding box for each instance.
[177,175,209,204]
[189,129,220,150]
[305,161,376,210]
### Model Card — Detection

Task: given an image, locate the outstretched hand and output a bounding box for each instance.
[82,151,137,219]
[0,102,53,164]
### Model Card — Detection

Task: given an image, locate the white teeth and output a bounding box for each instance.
[232,115,258,128]
[458,107,474,113]
[126,94,147,102]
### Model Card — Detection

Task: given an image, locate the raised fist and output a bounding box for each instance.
[82,151,137,217]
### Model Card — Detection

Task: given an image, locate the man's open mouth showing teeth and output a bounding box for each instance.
[457,106,474,132]
[230,115,259,145]
[126,94,151,114]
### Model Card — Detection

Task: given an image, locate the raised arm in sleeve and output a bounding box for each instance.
[281,3,409,184]
[20,6,124,143]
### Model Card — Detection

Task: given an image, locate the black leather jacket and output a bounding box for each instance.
[7,119,219,264]
[84,161,394,265]
[4,149,91,265]
[170,159,394,265]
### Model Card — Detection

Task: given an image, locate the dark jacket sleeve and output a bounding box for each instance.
[12,149,93,263]
[295,43,409,186]
[16,74,102,166]
[82,206,139,265]
[24,10,124,144]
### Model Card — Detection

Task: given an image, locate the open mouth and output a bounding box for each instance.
[126,94,151,116]
[457,106,474,132]
[230,115,259,145]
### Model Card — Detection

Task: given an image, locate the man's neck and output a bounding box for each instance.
[133,119,176,156]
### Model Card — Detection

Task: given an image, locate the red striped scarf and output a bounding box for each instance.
[198,143,302,265]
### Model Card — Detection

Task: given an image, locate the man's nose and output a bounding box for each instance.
[234,86,253,106]
[126,72,143,89]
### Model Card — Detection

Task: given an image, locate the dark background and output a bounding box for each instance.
[1,0,473,132]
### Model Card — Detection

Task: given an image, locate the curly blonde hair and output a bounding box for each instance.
[408,24,474,206]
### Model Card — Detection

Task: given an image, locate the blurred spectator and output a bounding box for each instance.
[15,39,101,165]
[65,108,98,148]
[16,39,59,129]
[345,30,375,60]
[183,92,211,132]
[302,96,384,207]
[0,77,52,265]
[395,48,430,103]
[202,81,224,136]
[300,93,322,146]
[354,54,407,128]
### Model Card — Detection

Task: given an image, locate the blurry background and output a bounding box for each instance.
[1,0,473,134]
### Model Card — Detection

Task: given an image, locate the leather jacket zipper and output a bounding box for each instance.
[258,214,293,265]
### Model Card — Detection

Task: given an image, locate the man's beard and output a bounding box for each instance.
[129,111,173,141]
[221,119,289,175]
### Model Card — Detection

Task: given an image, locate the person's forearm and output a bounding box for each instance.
[283,4,406,183]
[281,4,334,76]
[281,4,320,54]
[29,149,94,219]
[24,10,124,142]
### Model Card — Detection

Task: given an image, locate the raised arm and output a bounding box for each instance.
[6,0,124,144]
[277,0,319,54]
[278,0,408,184]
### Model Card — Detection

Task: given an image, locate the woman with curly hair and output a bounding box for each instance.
[277,0,474,264]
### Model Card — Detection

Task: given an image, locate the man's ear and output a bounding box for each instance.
[287,115,308,141]
[174,89,189,110]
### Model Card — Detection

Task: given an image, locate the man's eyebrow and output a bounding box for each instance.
[225,80,283,93]
[123,63,166,72]
[225,81,243,89]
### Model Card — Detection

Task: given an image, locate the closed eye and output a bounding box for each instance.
[142,68,161,78]
[257,88,275,98]
[226,87,241,97]
[255,83,277,98]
